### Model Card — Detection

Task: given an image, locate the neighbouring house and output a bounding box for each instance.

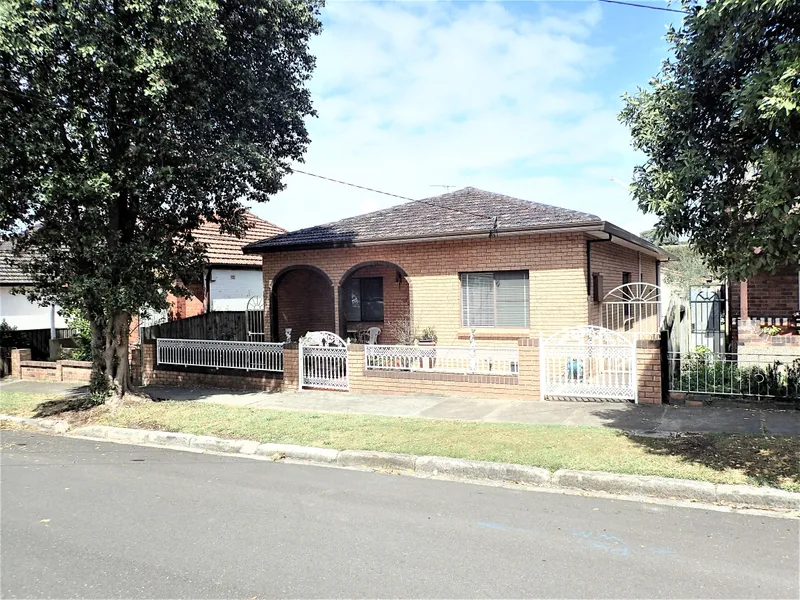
[243,187,669,345]
[0,241,66,332]
[168,212,286,319]
[728,266,800,354]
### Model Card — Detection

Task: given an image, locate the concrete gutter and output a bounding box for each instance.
[3,416,798,512]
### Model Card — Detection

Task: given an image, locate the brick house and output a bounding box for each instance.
[167,212,285,319]
[728,266,800,354]
[129,212,284,343]
[243,188,668,345]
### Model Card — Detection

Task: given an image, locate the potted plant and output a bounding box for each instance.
[417,326,437,346]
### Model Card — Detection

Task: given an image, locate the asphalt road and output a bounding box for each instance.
[1,431,798,599]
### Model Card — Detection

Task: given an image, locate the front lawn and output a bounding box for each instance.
[2,390,798,491]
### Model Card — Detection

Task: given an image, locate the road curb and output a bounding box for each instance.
[11,421,799,511]
[0,414,69,434]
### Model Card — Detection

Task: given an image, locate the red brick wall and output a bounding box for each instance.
[139,341,284,391]
[167,281,206,320]
[341,264,410,344]
[274,268,334,341]
[730,267,799,318]
[10,355,92,383]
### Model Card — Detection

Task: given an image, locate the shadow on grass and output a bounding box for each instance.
[33,394,102,418]
[632,433,799,489]
[589,406,799,489]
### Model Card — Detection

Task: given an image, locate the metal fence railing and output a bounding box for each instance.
[364,344,519,376]
[667,351,800,399]
[156,338,284,372]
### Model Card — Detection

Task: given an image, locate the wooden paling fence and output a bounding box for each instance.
[140,311,249,342]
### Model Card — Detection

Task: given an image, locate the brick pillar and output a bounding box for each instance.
[55,361,64,382]
[129,344,141,386]
[348,343,365,394]
[10,348,31,379]
[282,344,299,391]
[332,283,341,337]
[636,338,662,404]
[517,337,540,400]
[264,279,274,342]
[141,341,156,385]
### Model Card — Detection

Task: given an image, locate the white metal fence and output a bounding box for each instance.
[540,326,637,402]
[156,338,284,372]
[364,344,519,376]
[667,351,800,399]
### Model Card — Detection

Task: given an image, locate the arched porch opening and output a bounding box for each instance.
[270,265,334,342]
[339,261,411,344]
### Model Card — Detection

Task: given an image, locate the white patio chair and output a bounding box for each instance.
[366,327,381,345]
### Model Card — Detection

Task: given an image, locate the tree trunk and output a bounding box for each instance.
[90,311,132,402]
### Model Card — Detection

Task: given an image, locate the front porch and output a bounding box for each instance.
[267,260,411,344]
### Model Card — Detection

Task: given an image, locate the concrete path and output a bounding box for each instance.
[3,431,798,599]
[2,378,798,435]
[142,386,798,435]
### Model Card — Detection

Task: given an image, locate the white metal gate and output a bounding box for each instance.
[299,331,349,391]
[540,325,637,402]
[601,282,662,337]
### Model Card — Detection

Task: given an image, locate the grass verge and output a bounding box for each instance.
[2,390,798,491]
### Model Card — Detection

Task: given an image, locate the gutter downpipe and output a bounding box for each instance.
[586,233,613,295]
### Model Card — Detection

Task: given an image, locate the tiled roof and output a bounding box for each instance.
[244,187,603,252]
[195,212,285,266]
[0,241,32,285]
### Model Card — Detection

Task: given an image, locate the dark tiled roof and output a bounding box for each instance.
[194,212,284,266]
[0,241,32,285]
[245,187,602,252]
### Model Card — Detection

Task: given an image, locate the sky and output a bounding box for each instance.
[248,0,683,237]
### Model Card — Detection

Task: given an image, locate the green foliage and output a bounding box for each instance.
[63,310,92,361]
[0,0,322,391]
[761,325,782,336]
[419,326,438,342]
[661,243,714,297]
[675,347,800,401]
[620,0,800,280]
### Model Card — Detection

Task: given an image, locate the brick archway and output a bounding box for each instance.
[339,261,411,344]
[270,266,335,342]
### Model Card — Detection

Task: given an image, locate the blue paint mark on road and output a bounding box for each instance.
[476,522,677,559]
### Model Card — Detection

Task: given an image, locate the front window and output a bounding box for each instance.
[344,277,384,322]
[460,271,529,328]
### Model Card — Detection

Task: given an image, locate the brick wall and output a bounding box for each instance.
[274,268,334,341]
[348,340,540,400]
[135,338,659,403]
[10,349,92,383]
[730,267,799,319]
[139,341,284,391]
[261,233,592,346]
[341,264,410,344]
[587,240,660,327]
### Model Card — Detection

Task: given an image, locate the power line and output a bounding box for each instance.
[598,0,689,14]
[292,169,497,224]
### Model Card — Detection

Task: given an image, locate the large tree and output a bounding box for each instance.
[620,0,800,281]
[0,0,322,399]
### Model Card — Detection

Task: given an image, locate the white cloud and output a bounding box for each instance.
[250,0,654,235]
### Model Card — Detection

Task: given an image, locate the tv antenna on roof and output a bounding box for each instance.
[430,185,456,192]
